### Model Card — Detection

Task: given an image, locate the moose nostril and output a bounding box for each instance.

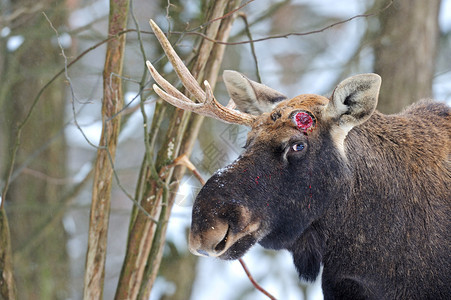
[214,226,230,253]
[196,249,209,257]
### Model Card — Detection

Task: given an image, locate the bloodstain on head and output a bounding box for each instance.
[294,111,315,131]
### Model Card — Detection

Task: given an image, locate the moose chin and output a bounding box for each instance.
[147,20,450,300]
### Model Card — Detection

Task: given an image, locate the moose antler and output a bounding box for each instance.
[146,19,257,126]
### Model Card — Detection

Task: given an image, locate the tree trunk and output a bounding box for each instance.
[0,1,69,298]
[373,0,441,113]
[0,208,17,299]
[83,0,129,298]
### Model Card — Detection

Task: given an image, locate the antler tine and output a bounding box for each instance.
[152,84,204,112]
[149,19,205,101]
[146,60,193,103]
[148,19,257,126]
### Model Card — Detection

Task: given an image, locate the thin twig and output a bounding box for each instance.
[166,154,205,185]
[129,0,152,169]
[238,13,261,83]
[44,13,100,149]
[21,168,74,185]
[232,0,291,39]
[239,258,277,300]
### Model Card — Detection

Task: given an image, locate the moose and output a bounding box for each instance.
[147,20,450,299]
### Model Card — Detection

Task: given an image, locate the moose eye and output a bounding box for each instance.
[291,143,305,152]
[283,140,307,161]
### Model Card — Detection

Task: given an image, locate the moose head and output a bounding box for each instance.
[147,20,450,298]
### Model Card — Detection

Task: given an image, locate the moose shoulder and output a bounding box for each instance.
[147,20,450,300]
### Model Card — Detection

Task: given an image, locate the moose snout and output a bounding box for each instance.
[189,205,262,259]
[188,220,230,257]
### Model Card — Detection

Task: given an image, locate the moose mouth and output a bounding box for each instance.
[218,232,258,260]
[189,220,262,260]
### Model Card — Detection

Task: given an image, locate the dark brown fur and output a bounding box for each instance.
[188,73,450,299]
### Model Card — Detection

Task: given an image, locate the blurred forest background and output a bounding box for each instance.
[0,0,450,299]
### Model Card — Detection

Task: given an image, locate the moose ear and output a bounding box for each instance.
[325,74,381,155]
[223,70,287,115]
[326,73,381,130]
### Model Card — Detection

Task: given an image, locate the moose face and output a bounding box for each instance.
[189,96,343,259]
[187,72,381,260]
